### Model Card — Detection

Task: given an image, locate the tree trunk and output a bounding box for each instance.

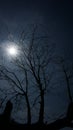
[25,95,31,124]
[38,89,44,124]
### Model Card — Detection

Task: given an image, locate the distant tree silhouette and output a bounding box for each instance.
[53,57,73,102]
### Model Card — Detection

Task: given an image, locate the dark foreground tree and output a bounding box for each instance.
[13,25,55,124]
[0,100,13,125]
[0,25,55,124]
[0,65,31,124]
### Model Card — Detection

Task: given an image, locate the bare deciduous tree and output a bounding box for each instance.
[0,25,55,124]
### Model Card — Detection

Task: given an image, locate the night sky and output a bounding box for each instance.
[0,0,73,60]
[0,0,73,129]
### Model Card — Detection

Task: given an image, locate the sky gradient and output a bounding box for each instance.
[0,0,73,60]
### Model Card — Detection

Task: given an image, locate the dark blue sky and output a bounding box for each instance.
[0,0,73,60]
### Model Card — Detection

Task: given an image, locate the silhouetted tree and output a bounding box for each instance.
[61,60,72,102]
[0,65,31,124]
[66,101,73,122]
[53,57,73,123]
[0,100,13,126]
[0,24,55,125]
[60,59,73,122]
[15,25,55,124]
[53,57,73,102]
[3,100,13,122]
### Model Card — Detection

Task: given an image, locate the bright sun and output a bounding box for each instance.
[8,47,17,55]
[7,45,18,57]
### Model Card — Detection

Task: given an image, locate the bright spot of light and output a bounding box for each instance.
[8,46,17,56]
[6,42,19,58]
